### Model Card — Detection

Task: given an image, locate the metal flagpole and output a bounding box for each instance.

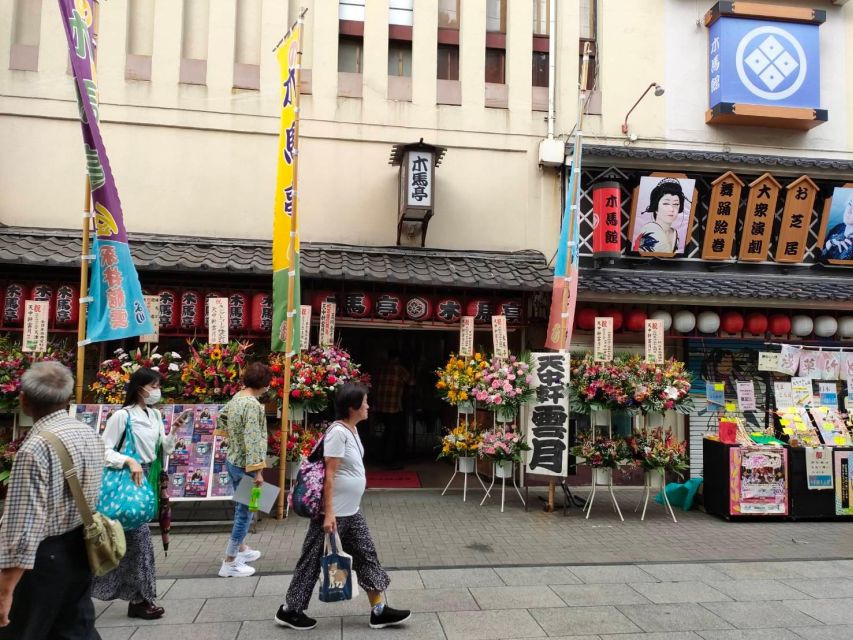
[74,1,100,404]
[545,42,592,512]
[276,9,307,519]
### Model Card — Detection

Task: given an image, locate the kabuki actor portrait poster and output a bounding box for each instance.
[629,176,697,257]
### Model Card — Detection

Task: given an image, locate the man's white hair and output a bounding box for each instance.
[20,361,74,408]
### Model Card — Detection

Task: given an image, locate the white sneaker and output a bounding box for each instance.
[236,547,261,563]
[219,560,256,578]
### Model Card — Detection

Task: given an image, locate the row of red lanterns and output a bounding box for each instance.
[1,283,80,328]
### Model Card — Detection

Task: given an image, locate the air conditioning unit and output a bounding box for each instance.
[538,138,565,167]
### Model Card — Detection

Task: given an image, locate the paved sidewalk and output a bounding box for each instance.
[96,559,853,639]
[154,489,853,577]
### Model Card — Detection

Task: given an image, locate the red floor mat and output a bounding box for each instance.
[366,471,421,489]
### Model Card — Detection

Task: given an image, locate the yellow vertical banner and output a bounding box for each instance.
[272,25,302,353]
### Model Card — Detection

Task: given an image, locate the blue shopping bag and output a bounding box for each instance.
[319,532,358,603]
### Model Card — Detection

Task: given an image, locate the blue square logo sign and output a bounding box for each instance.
[709,17,820,110]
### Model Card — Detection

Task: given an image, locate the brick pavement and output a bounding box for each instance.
[95,559,853,639]
[153,489,853,578]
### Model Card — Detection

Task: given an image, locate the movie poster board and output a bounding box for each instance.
[729,447,788,516]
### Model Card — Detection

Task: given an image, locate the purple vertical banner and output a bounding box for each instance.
[57,0,153,342]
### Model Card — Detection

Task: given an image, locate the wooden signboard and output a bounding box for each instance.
[738,173,781,262]
[816,182,853,267]
[459,316,474,356]
[775,175,818,263]
[593,317,613,362]
[701,171,744,260]
[628,172,699,258]
[139,295,161,344]
[208,298,229,344]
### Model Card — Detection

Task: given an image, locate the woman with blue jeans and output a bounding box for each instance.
[216,362,272,578]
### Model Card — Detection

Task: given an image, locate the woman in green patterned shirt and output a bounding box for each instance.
[216,362,272,578]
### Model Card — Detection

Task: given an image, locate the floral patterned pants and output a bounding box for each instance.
[285,512,390,613]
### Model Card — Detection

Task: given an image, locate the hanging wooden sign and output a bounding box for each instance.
[738,173,781,262]
[701,171,743,260]
[459,316,474,356]
[593,317,613,362]
[775,175,818,263]
[492,315,509,359]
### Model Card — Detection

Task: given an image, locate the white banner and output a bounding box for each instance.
[459,316,474,356]
[299,305,312,351]
[644,319,665,364]
[774,382,794,409]
[492,315,508,359]
[805,446,833,490]
[525,352,570,478]
[758,352,780,372]
[208,298,229,344]
[139,295,161,344]
[736,380,756,412]
[22,300,48,353]
[593,317,613,362]
[319,301,336,347]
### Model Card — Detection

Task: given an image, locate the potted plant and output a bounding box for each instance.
[435,353,489,413]
[438,420,483,473]
[474,354,535,423]
[479,428,531,478]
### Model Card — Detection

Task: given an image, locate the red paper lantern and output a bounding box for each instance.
[768,313,791,337]
[434,298,462,323]
[745,312,768,335]
[310,291,337,314]
[204,292,224,328]
[180,290,204,330]
[30,284,54,305]
[466,299,492,324]
[54,285,79,327]
[592,181,622,258]
[158,289,179,331]
[496,300,523,324]
[375,293,403,320]
[575,308,597,331]
[625,308,647,332]
[250,293,272,332]
[3,283,29,325]
[603,308,624,331]
[721,311,744,334]
[343,291,373,318]
[405,295,433,321]
[228,293,249,331]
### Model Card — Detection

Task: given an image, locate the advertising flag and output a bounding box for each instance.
[58,0,153,342]
[271,25,302,353]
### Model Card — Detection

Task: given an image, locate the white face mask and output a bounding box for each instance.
[143,388,162,405]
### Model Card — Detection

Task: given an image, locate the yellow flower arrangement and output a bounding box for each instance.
[437,420,483,460]
[435,352,489,406]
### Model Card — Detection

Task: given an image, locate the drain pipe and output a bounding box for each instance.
[547,0,556,139]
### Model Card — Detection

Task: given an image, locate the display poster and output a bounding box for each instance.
[492,315,509,359]
[299,305,311,351]
[593,317,613,362]
[778,344,802,376]
[774,382,794,409]
[71,404,103,433]
[818,383,838,408]
[821,352,841,381]
[810,407,852,447]
[805,446,833,490]
[834,450,853,516]
[790,377,812,406]
[736,381,756,412]
[319,301,336,347]
[644,319,665,364]
[758,352,780,372]
[798,350,821,379]
[729,447,788,516]
[525,352,570,478]
[208,298,229,344]
[139,295,161,344]
[459,316,474,356]
[22,300,48,353]
[706,381,726,411]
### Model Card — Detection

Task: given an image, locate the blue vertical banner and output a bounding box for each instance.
[57,0,153,341]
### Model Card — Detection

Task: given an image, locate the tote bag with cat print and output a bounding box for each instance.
[319,532,358,602]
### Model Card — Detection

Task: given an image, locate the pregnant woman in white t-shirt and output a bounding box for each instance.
[276,383,411,631]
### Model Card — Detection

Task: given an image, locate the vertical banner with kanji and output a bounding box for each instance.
[492,315,508,359]
[23,301,49,353]
[139,295,160,343]
[208,298,229,344]
[299,305,311,351]
[525,353,570,477]
[319,301,335,347]
[593,317,613,362]
[459,316,474,356]
[644,319,665,364]
[271,25,302,353]
[58,0,153,342]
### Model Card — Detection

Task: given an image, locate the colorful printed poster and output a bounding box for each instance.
[72,404,102,432]
[165,404,231,500]
[834,450,853,516]
[805,446,833,490]
[819,383,838,408]
[210,436,234,497]
[97,404,121,435]
[57,0,153,343]
[730,447,788,516]
[790,377,813,407]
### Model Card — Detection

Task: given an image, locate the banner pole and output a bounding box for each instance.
[276,12,305,519]
[74,1,100,404]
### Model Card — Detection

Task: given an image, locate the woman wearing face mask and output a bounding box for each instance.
[93,368,178,619]
[216,362,272,577]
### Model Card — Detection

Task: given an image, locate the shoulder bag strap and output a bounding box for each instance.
[115,408,132,453]
[41,431,95,526]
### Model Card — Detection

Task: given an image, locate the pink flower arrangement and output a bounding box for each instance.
[270,346,369,412]
[473,354,535,413]
[479,428,531,463]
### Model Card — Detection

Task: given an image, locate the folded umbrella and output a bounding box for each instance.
[158,470,172,555]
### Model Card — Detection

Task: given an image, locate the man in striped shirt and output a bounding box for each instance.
[0,362,104,639]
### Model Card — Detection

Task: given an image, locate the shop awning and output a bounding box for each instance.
[0,226,552,292]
